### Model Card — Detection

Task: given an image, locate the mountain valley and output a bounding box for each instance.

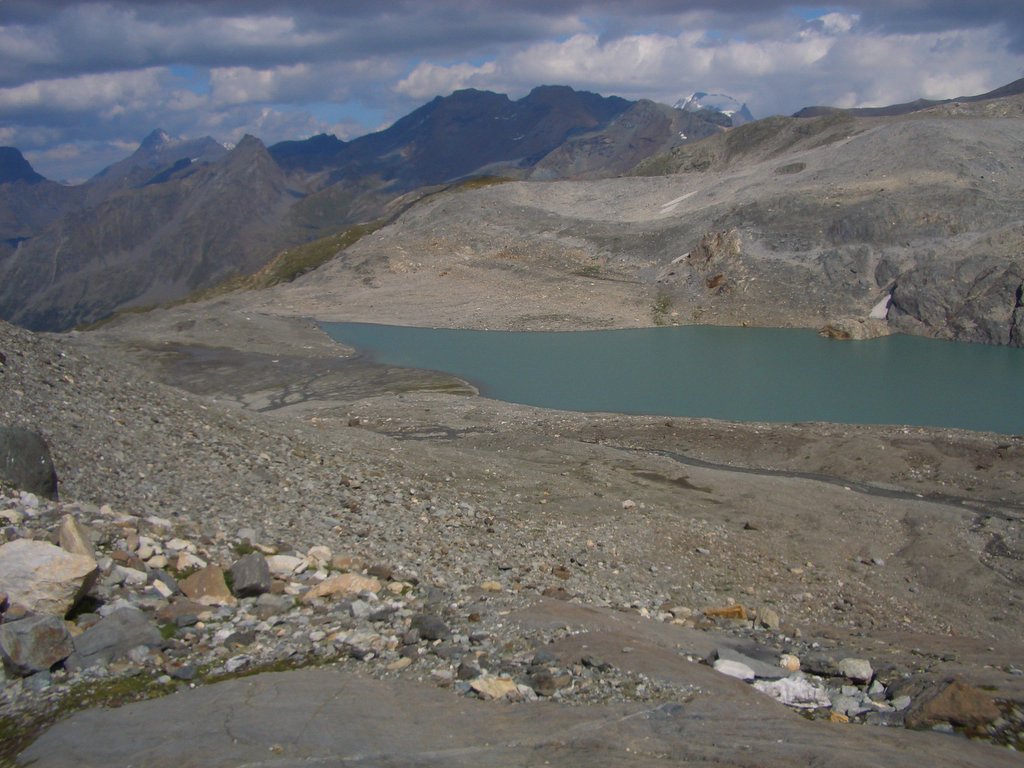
[2,80,1024,766]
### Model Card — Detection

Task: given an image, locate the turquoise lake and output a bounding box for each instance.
[321,323,1024,435]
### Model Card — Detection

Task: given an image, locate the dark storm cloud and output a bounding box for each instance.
[855,0,1024,44]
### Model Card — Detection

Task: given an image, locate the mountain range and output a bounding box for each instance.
[0,86,735,331]
[0,80,1022,346]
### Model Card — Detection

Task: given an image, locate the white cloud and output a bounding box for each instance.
[0,69,166,113]
[395,61,498,99]
[209,64,312,106]
[385,16,1024,117]
[3,3,1024,180]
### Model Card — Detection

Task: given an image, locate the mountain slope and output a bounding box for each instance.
[0,136,301,330]
[528,100,725,180]
[0,86,716,331]
[0,149,85,264]
[259,90,1024,347]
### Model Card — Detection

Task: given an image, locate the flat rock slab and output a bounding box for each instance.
[19,667,1018,768]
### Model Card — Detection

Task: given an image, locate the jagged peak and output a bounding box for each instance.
[232,134,266,152]
[139,129,178,152]
[0,146,46,184]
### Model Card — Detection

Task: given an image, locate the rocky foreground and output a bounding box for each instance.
[2,312,1024,766]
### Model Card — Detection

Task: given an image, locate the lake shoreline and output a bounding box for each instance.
[322,320,1024,435]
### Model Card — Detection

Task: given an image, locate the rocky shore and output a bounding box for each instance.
[2,313,1024,765]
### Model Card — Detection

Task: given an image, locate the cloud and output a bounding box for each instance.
[389,12,1023,117]
[2,2,1024,179]
[0,69,169,115]
[396,62,499,100]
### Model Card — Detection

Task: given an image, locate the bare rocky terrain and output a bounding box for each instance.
[2,94,1024,766]
[2,291,1022,765]
[247,99,1024,346]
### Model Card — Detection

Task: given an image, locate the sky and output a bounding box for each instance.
[2,1,1023,182]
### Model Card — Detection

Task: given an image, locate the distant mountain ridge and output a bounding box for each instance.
[0,85,723,331]
[2,78,1023,335]
[269,85,634,188]
[793,76,1024,118]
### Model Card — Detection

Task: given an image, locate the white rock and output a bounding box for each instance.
[0,508,24,525]
[754,674,832,709]
[176,552,207,571]
[713,658,756,681]
[149,580,174,599]
[266,555,305,577]
[113,565,148,586]
[0,539,98,616]
[837,657,873,684]
[306,546,332,568]
[147,554,169,569]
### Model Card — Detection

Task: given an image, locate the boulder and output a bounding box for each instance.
[837,657,873,684]
[0,615,74,676]
[754,674,832,709]
[179,566,237,607]
[266,554,305,577]
[704,604,748,621]
[57,514,96,558]
[0,539,98,616]
[715,647,785,679]
[410,614,451,641]
[300,573,381,604]
[756,607,781,630]
[65,607,164,671]
[0,426,58,499]
[470,676,520,700]
[713,658,755,681]
[230,553,272,598]
[904,679,1001,729]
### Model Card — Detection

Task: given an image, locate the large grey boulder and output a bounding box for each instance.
[0,614,74,676]
[65,607,164,671]
[0,426,58,499]
[0,539,98,616]
[230,552,271,598]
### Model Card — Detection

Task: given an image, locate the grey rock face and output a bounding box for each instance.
[888,256,1024,346]
[0,614,74,675]
[0,426,58,499]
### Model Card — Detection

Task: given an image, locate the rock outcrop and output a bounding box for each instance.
[0,426,58,499]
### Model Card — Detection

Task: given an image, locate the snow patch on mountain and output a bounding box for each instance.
[674,92,755,125]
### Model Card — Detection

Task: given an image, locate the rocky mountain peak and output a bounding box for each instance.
[0,147,46,184]
[138,129,178,152]
[675,92,755,125]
